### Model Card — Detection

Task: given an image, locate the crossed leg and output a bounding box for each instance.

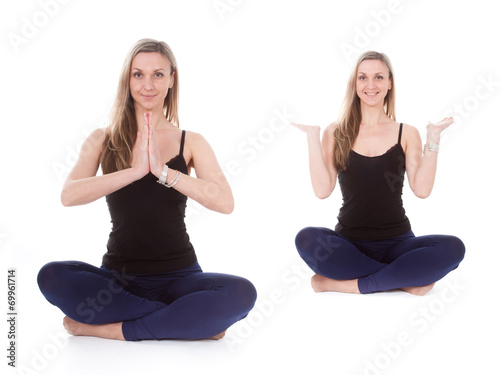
[295,227,465,296]
[38,261,256,340]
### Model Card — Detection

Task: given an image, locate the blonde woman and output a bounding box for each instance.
[37,39,256,341]
[293,51,465,296]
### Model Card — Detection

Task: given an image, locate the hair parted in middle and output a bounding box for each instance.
[100,38,179,174]
[333,51,396,171]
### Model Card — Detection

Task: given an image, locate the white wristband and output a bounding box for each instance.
[166,171,181,188]
[157,164,169,185]
[427,142,439,152]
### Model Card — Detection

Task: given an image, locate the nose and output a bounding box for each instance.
[366,78,377,88]
[143,76,154,90]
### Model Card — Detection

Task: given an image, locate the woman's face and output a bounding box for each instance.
[129,52,174,112]
[355,59,392,107]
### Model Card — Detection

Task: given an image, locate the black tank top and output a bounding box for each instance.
[335,123,411,240]
[102,130,197,274]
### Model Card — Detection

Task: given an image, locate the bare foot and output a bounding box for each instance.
[63,316,125,341]
[208,330,226,340]
[401,283,435,296]
[63,316,83,336]
[311,274,360,294]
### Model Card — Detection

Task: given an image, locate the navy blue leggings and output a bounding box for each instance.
[295,228,465,293]
[37,261,257,341]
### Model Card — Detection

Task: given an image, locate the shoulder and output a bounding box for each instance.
[323,122,340,145]
[325,122,339,133]
[400,123,422,152]
[183,130,208,146]
[182,131,220,170]
[401,123,420,140]
[183,130,215,158]
[90,127,107,141]
[83,127,107,152]
[323,122,339,139]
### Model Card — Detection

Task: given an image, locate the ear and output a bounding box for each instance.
[169,71,175,89]
[388,77,392,90]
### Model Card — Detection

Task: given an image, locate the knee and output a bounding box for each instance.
[295,227,339,266]
[38,262,62,294]
[37,261,74,297]
[433,235,465,269]
[238,277,258,312]
[295,227,321,255]
[447,236,466,266]
[227,276,257,315]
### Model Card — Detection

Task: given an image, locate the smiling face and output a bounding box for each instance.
[129,52,174,113]
[355,59,392,108]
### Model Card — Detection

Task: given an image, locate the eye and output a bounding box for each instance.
[154,72,164,78]
[376,75,384,80]
[132,72,142,78]
[359,76,366,80]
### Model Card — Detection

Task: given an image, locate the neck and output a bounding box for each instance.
[359,102,388,127]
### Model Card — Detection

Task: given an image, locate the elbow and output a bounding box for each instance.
[60,193,73,207]
[410,180,433,199]
[413,188,432,199]
[313,183,335,200]
[221,201,234,214]
[219,192,235,214]
[415,193,430,199]
[60,186,77,207]
[314,191,331,200]
[60,190,71,207]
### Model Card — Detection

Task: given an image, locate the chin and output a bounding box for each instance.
[135,102,159,112]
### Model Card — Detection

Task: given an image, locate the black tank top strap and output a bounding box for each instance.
[397,123,403,145]
[179,130,186,155]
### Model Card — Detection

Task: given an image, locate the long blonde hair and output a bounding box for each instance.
[100,38,179,174]
[333,51,395,171]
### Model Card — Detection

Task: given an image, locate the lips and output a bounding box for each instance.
[141,94,157,100]
[364,92,379,97]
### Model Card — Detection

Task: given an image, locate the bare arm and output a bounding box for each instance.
[405,117,453,199]
[291,122,338,199]
[60,127,149,206]
[150,130,234,214]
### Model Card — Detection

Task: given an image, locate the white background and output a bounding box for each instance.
[1,0,499,374]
